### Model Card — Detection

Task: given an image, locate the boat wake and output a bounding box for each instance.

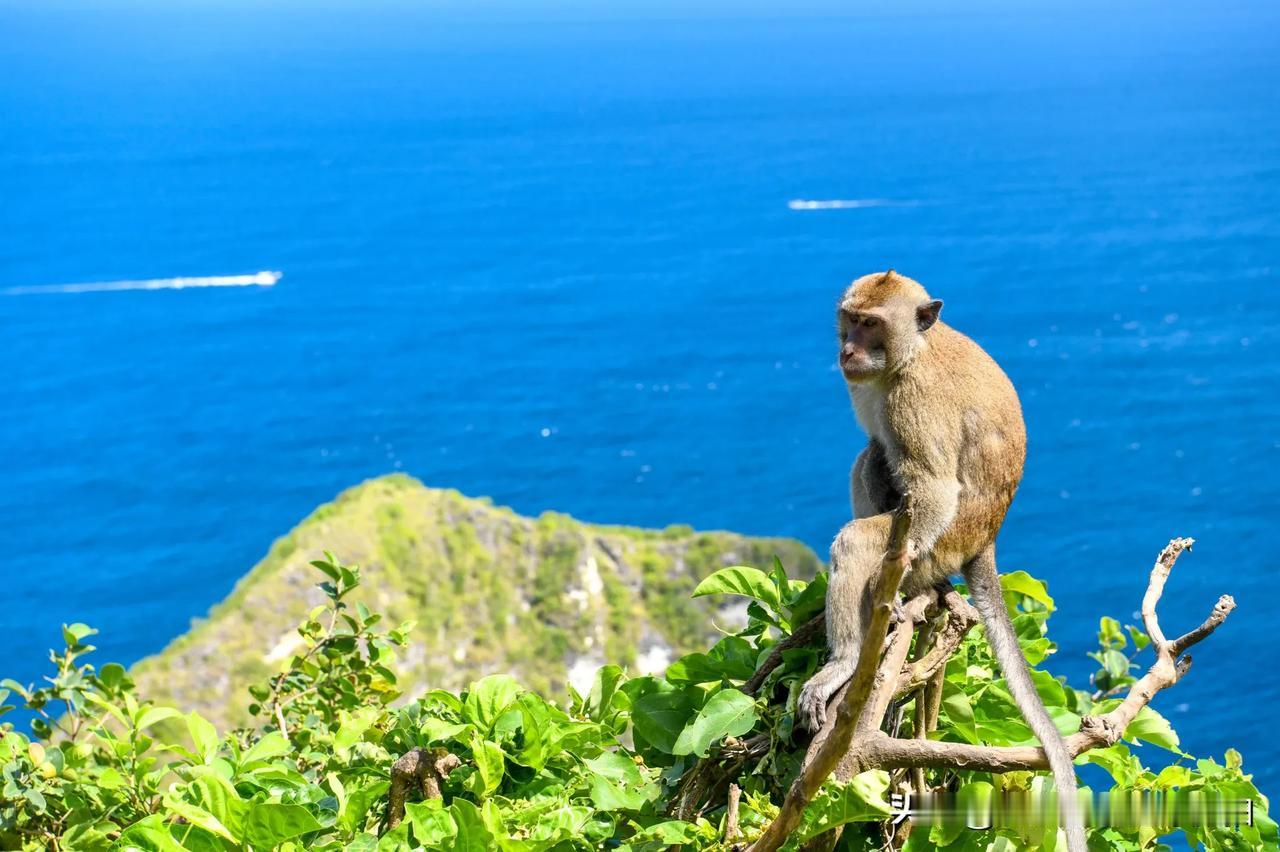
[3,270,282,296]
[787,199,919,210]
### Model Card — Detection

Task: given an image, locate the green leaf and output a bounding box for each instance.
[665,653,730,685]
[1084,743,1142,786]
[526,805,593,845]
[515,693,557,770]
[672,688,757,757]
[183,772,251,841]
[584,664,626,722]
[62,622,98,645]
[407,800,456,846]
[241,731,290,766]
[630,686,695,754]
[24,787,46,812]
[448,799,498,852]
[584,751,655,811]
[1098,616,1125,649]
[345,834,379,852]
[136,706,183,731]
[242,802,324,848]
[1124,705,1180,751]
[1154,764,1194,788]
[1000,571,1054,610]
[792,771,893,844]
[463,675,522,734]
[311,558,342,582]
[114,814,188,851]
[630,819,707,843]
[940,682,978,744]
[1028,668,1068,708]
[186,713,220,763]
[335,706,381,752]
[339,780,390,834]
[1098,649,1131,680]
[420,717,471,745]
[786,572,829,625]
[98,662,127,690]
[709,635,760,680]
[376,822,413,852]
[163,800,236,843]
[468,733,506,797]
[692,565,782,612]
[97,766,126,790]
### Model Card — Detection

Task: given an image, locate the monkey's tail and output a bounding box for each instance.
[967,563,1087,852]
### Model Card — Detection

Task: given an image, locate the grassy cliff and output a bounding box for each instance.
[131,474,821,729]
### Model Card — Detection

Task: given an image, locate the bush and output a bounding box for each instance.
[1,554,1274,850]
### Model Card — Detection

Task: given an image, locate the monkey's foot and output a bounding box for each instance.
[797,664,851,732]
[797,680,828,732]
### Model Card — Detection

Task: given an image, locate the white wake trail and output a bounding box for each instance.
[3,270,282,296]
[787,199,919,210]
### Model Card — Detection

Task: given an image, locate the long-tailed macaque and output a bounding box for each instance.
[798,271,1084,851]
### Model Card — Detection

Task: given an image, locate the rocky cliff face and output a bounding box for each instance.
[132,475,821,729]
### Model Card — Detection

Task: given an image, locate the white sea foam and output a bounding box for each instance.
[3,270,281,296]
[787,199,918,210]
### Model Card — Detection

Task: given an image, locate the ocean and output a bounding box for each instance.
[2,0,1278,792]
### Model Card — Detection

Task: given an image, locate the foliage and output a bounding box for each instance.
[1,555,1274,851]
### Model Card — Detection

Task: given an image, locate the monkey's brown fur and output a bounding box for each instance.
[798,271,1084,851]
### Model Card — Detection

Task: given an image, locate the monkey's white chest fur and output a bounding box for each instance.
[850,385,897,462]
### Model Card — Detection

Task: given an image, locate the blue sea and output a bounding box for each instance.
[2,0,1278,793]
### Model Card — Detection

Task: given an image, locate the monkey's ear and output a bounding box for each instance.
[916,299,943,332]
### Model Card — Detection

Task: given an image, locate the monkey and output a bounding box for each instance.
[797,270,1085,852]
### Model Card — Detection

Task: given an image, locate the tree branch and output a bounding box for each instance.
[743,534,1233,850]
[835,537,1234,777]
[747,494,915,852]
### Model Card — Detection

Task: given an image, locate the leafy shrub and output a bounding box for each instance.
[1,554,1274,850]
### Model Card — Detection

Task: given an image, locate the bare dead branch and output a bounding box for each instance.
[725,783,742,842]
[386,747,461,830]
[1171,594,1236,656]
[1141,537,1194,649]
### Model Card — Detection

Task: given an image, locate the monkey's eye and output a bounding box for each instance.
[860,316,880,329]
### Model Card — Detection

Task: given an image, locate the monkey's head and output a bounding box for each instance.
[836,270,943,383]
